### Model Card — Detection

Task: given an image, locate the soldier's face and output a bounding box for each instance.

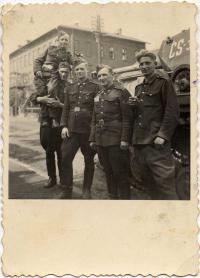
[59,68,69,80]
[97,68,113,87]
[74,63,88,80]
[58,34,69,48]
[139,56,156,76]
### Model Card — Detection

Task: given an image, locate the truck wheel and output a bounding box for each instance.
[175,160,190,200]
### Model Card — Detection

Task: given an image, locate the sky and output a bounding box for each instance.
[4,2,195,53]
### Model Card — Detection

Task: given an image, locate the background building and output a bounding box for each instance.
[10,24,145,85]
[9,24,145,113]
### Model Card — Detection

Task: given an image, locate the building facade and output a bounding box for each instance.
[9,25,145,91]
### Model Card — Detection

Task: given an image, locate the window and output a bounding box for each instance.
[11,60,15,72]
[43,44,47,51]
[33,49,37,60]
[28,52,31,65]
[15,59,19,72]
[37,47,41,56]
[24,54,27,67]
[109,47,115,60]
[100,46,104,58]
[19,56,23,70]
[122,48,127,61]
[74,40,79,53]
[85,41,92,57]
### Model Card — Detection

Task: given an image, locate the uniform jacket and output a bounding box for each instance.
[89,83,132,146]
[60,79,99,134]
[132,72,179,145]
[33,45,73,75]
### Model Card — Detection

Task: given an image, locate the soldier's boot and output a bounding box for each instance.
[59,185,73,199]
[82,188,91,199]
[44,176,57,188]
[82,161,94,199]
[57,154,62,185]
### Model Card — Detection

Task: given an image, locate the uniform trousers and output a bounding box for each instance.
[40,125,62,181]
[134,144,179,200]
[97,145,130,200]
[61,133,95,195]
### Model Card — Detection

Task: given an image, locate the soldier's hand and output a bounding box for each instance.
[154,137,165,145]
[61,127,69,139]
[128,96,139,106]
[120,141,129,151]
[36,95,51,104]
[49,100,63,108]
[90,142,96,150]
[36,71,43,78]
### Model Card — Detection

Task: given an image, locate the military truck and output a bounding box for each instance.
[113,29,190,200]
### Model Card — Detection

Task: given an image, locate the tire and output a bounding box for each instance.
[174,159,190,200]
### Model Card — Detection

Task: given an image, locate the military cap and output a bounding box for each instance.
[96,64,107,73]
[96,64,113,74]
[57,30,69,39]
[58,61,71,70]
[135,49,157,62]
[73,54,87,68]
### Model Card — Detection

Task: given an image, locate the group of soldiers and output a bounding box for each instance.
[30,30,180,200]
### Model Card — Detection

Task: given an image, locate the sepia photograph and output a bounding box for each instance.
[2,2,198,276]
[8,3,191,200]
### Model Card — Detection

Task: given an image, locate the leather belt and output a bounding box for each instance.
[96,119,121,128]
[70,108,90,112]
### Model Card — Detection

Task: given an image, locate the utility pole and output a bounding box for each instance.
[91,15,104,65]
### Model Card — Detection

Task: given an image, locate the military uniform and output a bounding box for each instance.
[33,45,73,124]
[89,84,132,199]
[60,79,99,198]
[132,72,179,199]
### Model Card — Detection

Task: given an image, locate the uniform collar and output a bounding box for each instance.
[144,72,157,85]
[103,83,114,92]
[77,78,89,86]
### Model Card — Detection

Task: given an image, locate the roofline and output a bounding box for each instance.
[10,24,146,58]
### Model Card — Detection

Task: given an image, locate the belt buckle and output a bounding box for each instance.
[74,107,80,112]
[99,119,104,128]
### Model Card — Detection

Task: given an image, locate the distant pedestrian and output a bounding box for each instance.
[90,65,132,200]
[129,49,179,199]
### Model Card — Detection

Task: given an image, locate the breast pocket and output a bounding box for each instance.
[81,92,93,104]
[104,96,120,113]
[68,92,77,104]
[143,93,161,107]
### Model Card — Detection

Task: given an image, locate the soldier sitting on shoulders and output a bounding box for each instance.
[33,30,73,127]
